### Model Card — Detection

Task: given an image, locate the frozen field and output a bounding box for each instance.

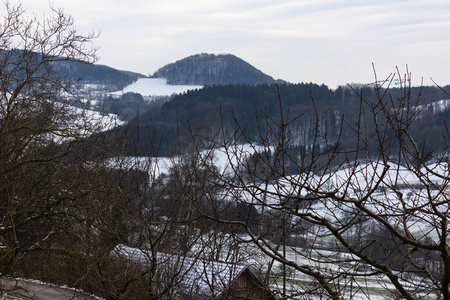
[112,78,203,97]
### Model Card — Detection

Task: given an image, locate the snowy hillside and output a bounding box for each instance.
[416,98,450,115]
[51,103,124,143]
[110,78,203,99]
[354,78,425,89]
[107,146,448,299]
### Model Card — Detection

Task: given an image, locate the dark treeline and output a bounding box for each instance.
[97,92,170,121]
[51,60,144,90]
[0,49,143,91]
[107,82,450,158]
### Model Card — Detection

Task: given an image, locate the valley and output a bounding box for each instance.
[62,54,450,299]
[2,2,450,299]
[2,42,450,299]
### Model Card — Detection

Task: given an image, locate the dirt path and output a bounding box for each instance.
[1,278,99,300]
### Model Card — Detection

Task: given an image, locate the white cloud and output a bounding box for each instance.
[14,0,450,88]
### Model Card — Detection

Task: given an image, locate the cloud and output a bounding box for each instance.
[16,0,450,87]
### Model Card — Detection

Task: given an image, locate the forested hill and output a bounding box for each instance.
[50,60,145,90]
[112,83,345,156]
[1,49,145,90]
[152,53,280,85]
[161,83,337,117]
[110,82,450,158]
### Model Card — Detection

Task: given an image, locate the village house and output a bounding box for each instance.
[115,245,277,299]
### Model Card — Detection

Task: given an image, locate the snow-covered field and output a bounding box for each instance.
[111,78,203,98]
[417,98,450,116]
[49,103,124,143]
[105,144,273,178]
[264,245,436,299]
[107,145,447,299]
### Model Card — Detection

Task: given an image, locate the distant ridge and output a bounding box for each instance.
[50,60,146,90]
[152,53,280,85]
[0,49,146,90]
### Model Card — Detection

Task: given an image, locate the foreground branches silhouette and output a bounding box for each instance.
[192,72,450,299]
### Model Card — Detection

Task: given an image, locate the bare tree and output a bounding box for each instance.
[191,71,450,299]
[0,0,109,293]
[0,2,271,299]
[76,147,261,300]
[5,2,449,299]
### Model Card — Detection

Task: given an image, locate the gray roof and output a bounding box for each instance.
[114,245,249,298]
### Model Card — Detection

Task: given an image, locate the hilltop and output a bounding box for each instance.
[152,53,281,85]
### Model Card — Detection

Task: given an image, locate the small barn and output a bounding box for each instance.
[115,245,277,299]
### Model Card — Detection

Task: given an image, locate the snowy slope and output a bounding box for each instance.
[49,102,124,143]
[107,148,447,299]
[111,78,203,98]
[416,98,450,116]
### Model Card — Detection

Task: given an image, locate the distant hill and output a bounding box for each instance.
[107,82,450,158]
[152,53,281,85]
[50,60,146,90]
[1,49,147,90]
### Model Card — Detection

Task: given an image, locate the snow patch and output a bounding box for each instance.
[111,78,203,98]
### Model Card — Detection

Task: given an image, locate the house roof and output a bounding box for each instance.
[114,245,251,298]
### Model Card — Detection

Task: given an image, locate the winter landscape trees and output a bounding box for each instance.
[1,1,450,299]
[189,78,450,299]
[0,0,100,277]
[0,4,266,295]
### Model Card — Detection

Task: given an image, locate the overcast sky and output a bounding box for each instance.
[18,0,450,88]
